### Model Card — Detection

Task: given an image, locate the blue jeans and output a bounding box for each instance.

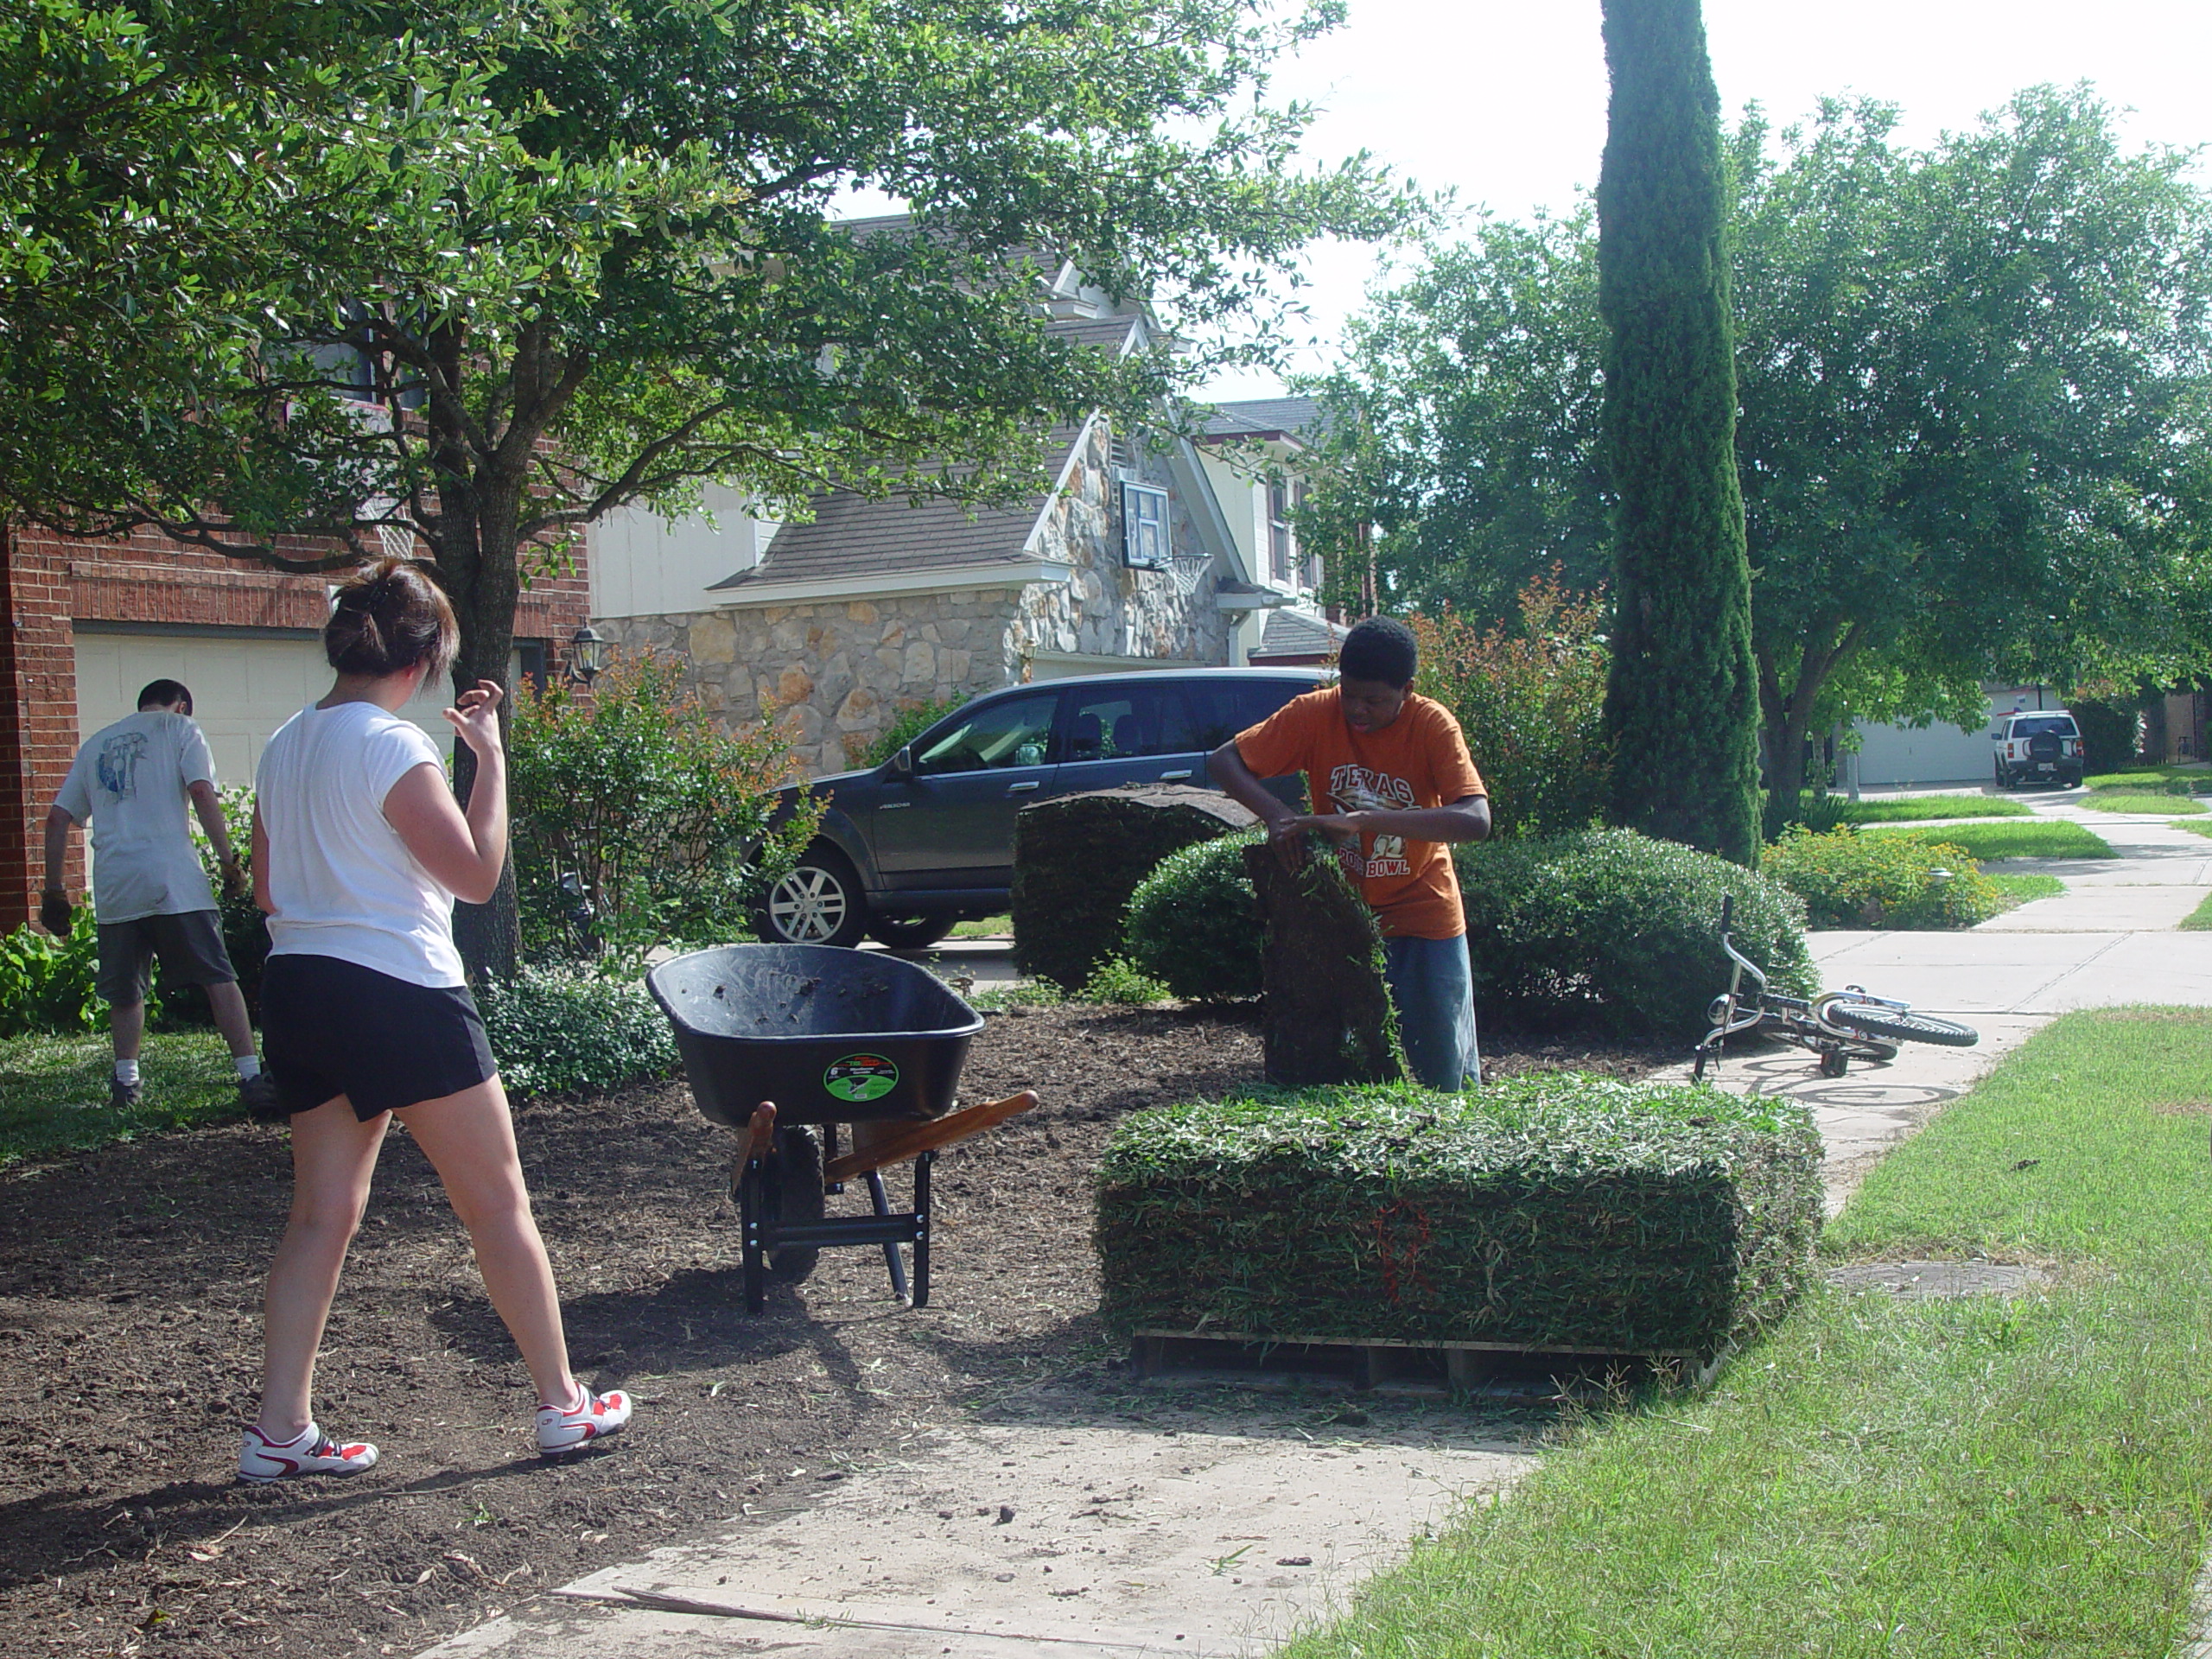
[1382,931,1479,1090]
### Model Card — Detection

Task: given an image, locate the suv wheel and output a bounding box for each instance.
[1993,759,2011,790]
[757,847,868,948]
[868,913,957,950]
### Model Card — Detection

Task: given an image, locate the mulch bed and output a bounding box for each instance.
[0,1004,1665,1658]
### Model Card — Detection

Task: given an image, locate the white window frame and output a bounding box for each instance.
[1122,481,1171,570]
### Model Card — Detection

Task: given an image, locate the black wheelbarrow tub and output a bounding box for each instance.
[646,944,983,1128]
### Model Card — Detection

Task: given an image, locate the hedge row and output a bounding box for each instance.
[1123,826,1814,1041]
[1094,1073,1822,1355]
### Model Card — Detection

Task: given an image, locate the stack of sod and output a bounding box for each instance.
[1011,785,1254,990]
[1096,1074,1821,1355]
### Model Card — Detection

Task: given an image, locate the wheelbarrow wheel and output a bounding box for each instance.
[768,1125,826,1281]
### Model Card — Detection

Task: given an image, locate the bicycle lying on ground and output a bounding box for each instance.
[1692,895,1979,1079]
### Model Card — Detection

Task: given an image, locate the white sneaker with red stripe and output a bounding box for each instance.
[238,1421,378,1484]
[537,1382,632,1454]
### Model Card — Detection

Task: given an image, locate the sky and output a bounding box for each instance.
[1198,0,2212,402]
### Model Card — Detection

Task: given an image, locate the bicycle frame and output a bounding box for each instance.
[1692,897,1913,1079]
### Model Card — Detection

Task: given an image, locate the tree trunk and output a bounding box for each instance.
[440,467,524,982]
[1243,840,1402,1087]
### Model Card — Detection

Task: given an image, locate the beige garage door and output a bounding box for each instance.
[73,630,461,789]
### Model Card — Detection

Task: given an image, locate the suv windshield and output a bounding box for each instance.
[2010,715,2077,738]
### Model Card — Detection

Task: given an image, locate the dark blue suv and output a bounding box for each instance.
[757,667,1324,947]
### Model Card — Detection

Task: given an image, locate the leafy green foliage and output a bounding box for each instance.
[1122,830,1266,1003]
[509,654,817,969]
[1454,829,1813,1040]
[1076,957,1171,1007]
[1095,1074,1822,1351]
[1760,826,2006,930]
[1302,89,2212,835]
[1594,0,1761,863]
[473,968,678,1098]
[862,693,973,769]
[1408,576,1611,840]
[0,909,102,1036]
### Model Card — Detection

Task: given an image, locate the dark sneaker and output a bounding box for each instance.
[109,1077,143,1110]
[237,1072,282,1116]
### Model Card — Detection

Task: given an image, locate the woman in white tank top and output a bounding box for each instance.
[238,560,632,1484]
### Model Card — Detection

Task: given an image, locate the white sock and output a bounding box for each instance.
[114,1058,140,1085]
[233,1054,263,1080]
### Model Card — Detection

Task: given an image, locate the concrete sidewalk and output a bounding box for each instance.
[417,792,2212,1659]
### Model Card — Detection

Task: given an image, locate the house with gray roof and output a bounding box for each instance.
[587,265,1338,773]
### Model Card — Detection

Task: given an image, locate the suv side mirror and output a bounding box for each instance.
[890,745,914,779]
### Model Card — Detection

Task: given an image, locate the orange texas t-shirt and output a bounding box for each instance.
[1232,687,1486,940]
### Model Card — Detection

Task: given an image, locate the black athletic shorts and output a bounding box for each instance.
[96,910,236,1007]
[259,953,498,1122]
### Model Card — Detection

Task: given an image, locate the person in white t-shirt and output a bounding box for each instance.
[237,558,630,1485]
[42,680,276,1113]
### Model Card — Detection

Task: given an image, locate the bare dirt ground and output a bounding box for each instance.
[0,1005,1664,1659]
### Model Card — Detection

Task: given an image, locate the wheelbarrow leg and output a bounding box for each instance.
[912,1150,934,1310]
[864,1168,912,1305]
[735,1103,776,1315]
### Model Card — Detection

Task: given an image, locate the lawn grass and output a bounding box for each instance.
[1281,1011,2212,1659]
[0,1028,245,1166]
[2084,764,2210,791]
[947,912,1012,939]
[2172,819,2212,841]
[2086,791,2207,816]
[1821,793,2029,823]
[1859,818,2114,860]
[2177,892,2212,931]
[1987,872,2066,906]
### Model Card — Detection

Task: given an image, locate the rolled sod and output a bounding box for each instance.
[1096,1075,1821,1356]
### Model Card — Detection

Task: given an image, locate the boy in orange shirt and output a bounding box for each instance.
[1210,617,1491,1088]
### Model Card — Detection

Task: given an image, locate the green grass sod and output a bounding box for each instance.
[2083,764,2211,791]
[2086,791,2207,815]
[0,1028,245,1166]
[1821,794,2029,823]
[1278,1011,2212,1659]
[1859,819,2114,861]
[1986,872,2066,906]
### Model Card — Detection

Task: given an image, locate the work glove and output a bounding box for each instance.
[220,854,251,900]
[39,889,72,936]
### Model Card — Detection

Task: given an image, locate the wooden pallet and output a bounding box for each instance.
[1128,1329,1723,1399]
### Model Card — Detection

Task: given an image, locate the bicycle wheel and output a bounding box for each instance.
[1825,1004,1978,1047]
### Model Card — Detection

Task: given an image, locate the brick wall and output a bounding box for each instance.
[0,524,591,930]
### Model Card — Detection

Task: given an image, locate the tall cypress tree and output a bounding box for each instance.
[1595,0,1760,863]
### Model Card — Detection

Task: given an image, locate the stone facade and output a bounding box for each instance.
[601,419,1233,777]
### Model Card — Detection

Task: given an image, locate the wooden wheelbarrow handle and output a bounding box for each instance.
[738,1101,778,1167]
[823,1091,1038,1183]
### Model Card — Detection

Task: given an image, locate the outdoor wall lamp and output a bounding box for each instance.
[567,624,608,685]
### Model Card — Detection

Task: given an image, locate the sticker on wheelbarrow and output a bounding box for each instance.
[823,1052,900,1103]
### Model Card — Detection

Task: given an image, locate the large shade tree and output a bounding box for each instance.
[2,0,1408,972]
[1302,86,2212,834]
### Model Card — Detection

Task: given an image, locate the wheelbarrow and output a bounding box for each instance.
[645,943,1034,1313]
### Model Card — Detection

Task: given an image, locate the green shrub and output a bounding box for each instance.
[1761,824,2006,930]
[862,691,973,768]
[1122,830,1265,1002]
[1454,829,1813,1040]
[510,652,818,969]
[1408,575,1611,840]
[1077,957,1170,1006]
[1095,1075,1822,1353]
[474,967,679,1097]
[0,909,103,1035]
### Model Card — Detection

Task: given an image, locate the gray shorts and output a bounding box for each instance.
[97,910,237,1007]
